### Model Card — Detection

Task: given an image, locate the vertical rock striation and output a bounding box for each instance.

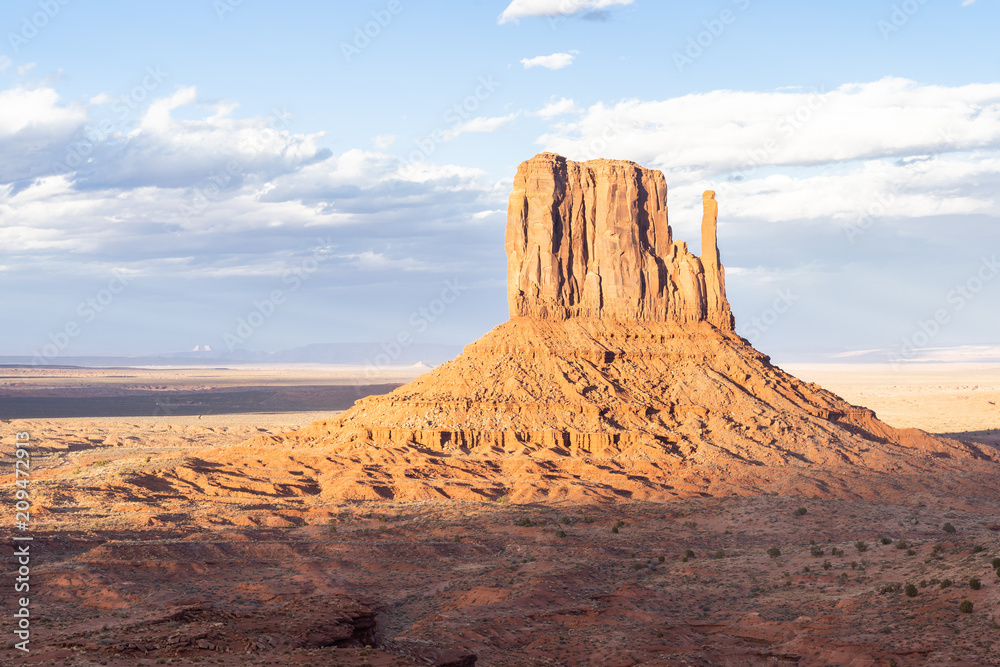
[505,152,733,329]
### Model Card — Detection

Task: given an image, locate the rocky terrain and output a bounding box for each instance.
[3,153,999,665]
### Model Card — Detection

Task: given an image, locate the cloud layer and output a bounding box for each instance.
[499,0,633,23]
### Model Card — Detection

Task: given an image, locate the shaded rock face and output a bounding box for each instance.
[506,153,733,329]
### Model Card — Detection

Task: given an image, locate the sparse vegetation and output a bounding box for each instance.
[714,549,725,559]
[831,547,844,556]
[940,579,953,589]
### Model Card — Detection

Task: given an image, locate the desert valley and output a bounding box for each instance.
[2,154,999,666]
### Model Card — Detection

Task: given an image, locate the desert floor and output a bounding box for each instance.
[1,363,998,666]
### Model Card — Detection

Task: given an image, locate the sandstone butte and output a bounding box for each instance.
[191,153,998,504]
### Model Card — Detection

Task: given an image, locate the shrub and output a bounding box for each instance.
[972,545,984,553]
[959,600,973,614]
[838,572,849,584]
[632,562,644,571]
[767,547,781,558]
[794,508,807,516]
[904,583,918,597]
[560,516,570,525]
[556,530,566,538]
[822,560,832,570]
[969,577,981,590]
[611,526,619,534]
[906,549,916,556]
[940,579,953,589]
[658,555,665,563]
[681,556,688,562]
[855,541,869,553]
[880,537,893,545]
[895,539,908,550]
[831,547,844,557]
[685,549,696,559]
[991,557,1000,570]
[714,549,725,559]
[851,561,858,569]
[942,522,956,534]
[810,546,824,557]
[877,582,901,595]
[517,518,533,527]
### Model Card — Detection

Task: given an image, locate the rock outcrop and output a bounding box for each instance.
[506,153,732,327]
[211,153,994,503]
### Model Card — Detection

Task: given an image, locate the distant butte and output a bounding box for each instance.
[200,153,995,503]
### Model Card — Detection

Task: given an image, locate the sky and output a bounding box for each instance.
[1,0,998,364]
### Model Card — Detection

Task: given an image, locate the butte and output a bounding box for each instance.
[207,153,996,504]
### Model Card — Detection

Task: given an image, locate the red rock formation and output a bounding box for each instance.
[217,153,994,503]
[506,153,732,327]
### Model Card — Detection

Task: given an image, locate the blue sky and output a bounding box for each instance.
[1,0,998,363]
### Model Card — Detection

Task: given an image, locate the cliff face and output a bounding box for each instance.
[505,153,733,329]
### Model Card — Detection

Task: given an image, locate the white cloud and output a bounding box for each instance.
[17,63,36,76]
[521,52,576,70]
[0,56,11,72]
[499,0,633,24]
[440,113,520,141]
[372,134,397,149]
[535,78,1000,225]
[539,78,1000,176]
[536,97,580,118]
[962,0,976,6]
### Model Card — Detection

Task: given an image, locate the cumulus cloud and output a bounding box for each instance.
[521,52,576,70]
[0,86,87,183]
[499,0,633,23]
[536,97,580,118]
[536,78,1000,225]
[440,113,520,141]
[0,56,11,72]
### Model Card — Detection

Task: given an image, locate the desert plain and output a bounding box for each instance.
[2,361,999,667]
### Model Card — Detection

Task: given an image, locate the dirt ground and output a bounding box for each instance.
[2,363,999,666]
